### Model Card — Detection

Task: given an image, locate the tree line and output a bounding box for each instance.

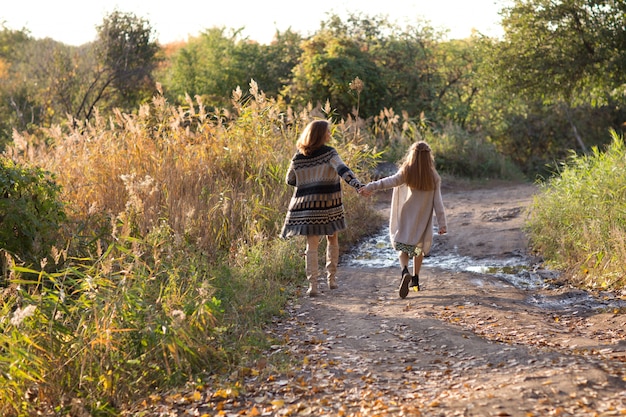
[1,0,625,177]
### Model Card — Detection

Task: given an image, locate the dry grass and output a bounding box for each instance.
[1,82,379,415]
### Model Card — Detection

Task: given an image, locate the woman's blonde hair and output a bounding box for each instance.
[296,120,330,156]
[400,141,438,191]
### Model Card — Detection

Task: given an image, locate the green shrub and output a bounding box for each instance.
[0,158,66,269]
[526,130,626,290]
[368,110,524,180]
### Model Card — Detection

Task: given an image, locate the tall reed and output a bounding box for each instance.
[526,130,626,290]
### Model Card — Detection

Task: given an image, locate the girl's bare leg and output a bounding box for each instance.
[412,253,424,276]
[399,251,410,271]
[411,252,424,290]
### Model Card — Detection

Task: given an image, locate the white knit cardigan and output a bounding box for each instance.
[365,170,446,255]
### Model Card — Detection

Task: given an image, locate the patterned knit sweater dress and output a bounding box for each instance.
[281,145,363,238]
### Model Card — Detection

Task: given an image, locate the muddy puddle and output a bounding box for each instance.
[345,226,626,312]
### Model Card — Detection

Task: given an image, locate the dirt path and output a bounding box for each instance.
[146,181,626,416]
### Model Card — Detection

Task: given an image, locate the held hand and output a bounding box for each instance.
[358,187,373,197]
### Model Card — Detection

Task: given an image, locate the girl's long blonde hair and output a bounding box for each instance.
[400,141,438,191]
[296,120,330,156]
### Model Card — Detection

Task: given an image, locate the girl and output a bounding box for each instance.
[362,141,447,299]
[281,120,365,296]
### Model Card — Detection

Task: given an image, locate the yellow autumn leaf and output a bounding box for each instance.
[271,399,285,407]
[213,387,239,399]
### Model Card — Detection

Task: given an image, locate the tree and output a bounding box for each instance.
[285,14,395,119]
[75,10,160,120]
[162,27,300,108]
[284,14,448,122]
[432,37,484,129]
[370,22,442,121]
[491,0,626,152]
[0,24,32,146]
[253,29,302,97]
[286,30,385,118]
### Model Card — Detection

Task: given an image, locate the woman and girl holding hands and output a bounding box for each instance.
[281,119,447,298]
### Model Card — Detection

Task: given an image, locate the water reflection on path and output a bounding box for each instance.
[344,226,626,312]
[344,225,544,288]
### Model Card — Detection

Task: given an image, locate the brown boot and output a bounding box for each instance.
[305,249,319,296]
[326,243,339,289]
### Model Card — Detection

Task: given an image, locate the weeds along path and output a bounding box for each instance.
[133,181,626,416]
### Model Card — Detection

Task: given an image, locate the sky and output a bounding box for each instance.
[1,0,509,46]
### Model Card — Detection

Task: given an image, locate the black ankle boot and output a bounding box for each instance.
[410,274,420,291]
[399,267,411,299]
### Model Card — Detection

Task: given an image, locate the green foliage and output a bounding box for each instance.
[482,99,626,177]
[427,124,525,180]
[495,0,626,103]
[526,130,626,290]
[254,29,303,96]
[433,38,484,129]
[0,230,225,415]
[0,157,65,268]
[163,27,243,105]
[475,0,626,176]
[367,21,442,120]
[287,20,387,118]
[162,27,299,107]
[0,26,36,145]
[8,39,79,129]
[0,24,30,59]
[367,108,523,180]
[286,14,444,120]
[0,11,159,145]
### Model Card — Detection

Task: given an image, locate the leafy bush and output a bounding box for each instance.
[526,130,626,290]
[0,158,65,269]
